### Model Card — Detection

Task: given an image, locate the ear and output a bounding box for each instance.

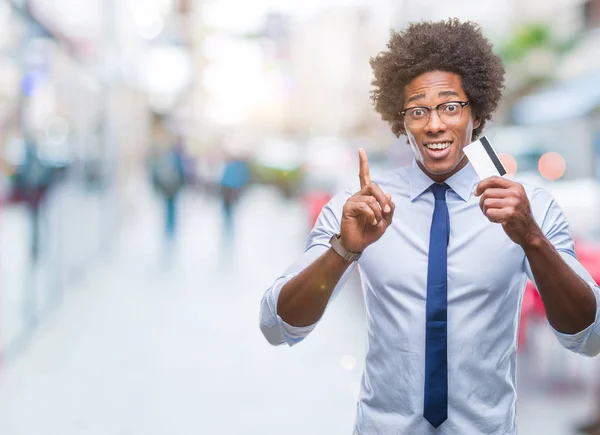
[473,117,481,130]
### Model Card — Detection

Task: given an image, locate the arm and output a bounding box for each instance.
[259,193,358,346]
[277,247,354,327]
[523,230,595,335]
[523,197,600,356]
[259,254,354,346]
[260,148,395,346]
[476,177,600,356]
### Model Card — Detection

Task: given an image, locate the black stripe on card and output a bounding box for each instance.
[480,136,506,176]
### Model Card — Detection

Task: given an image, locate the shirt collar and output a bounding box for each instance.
[408,159,479,202]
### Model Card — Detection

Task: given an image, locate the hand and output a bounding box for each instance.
[339,148,395,253]
[474,176,543,246]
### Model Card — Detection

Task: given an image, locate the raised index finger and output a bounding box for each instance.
[358,148,371,189]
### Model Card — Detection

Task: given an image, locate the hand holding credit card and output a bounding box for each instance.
[463,136,506,180]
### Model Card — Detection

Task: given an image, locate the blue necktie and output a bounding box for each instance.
[424,183,450,428]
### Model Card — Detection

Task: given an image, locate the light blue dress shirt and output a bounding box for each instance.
[259,160,600,434]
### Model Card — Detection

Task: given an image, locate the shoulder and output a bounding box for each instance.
[372,165,411,190]
[519,180,556,209]
[329,165,410,200]
[518,180,565,227]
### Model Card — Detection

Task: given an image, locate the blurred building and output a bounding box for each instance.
[0,0,196,359]
[507,0,600,181]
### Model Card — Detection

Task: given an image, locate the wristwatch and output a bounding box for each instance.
[329,233,362,262]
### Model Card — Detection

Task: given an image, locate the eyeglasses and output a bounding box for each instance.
[400,101,470,129]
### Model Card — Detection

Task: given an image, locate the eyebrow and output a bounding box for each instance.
[406,90,460,105]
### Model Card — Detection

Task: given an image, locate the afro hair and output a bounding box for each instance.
[370,18,505,140]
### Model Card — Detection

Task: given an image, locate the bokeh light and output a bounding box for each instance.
[340,355,357,371]
[498,153,518,177]
[538,152,566,181]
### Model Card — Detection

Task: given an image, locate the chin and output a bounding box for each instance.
[423,151,467,176]
[423,161,459,176]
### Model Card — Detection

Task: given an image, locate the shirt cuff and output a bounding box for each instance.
[260,273,319,346]
[271,275,319,346]
[551,281,600,355]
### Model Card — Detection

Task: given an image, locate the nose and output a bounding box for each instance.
[424,110,446,135]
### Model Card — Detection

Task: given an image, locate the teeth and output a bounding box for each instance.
[426,142,451,150]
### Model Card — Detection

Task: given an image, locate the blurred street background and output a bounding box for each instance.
[0,0,600,434]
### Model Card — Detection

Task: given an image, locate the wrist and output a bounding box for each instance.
[340,234,364,255]
[330,233,362,262]
[520,227,546,250]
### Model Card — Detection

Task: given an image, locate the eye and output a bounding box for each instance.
[443,103,459,113]
[409,108,427,119]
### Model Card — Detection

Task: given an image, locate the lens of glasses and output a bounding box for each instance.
[404,102,465,128]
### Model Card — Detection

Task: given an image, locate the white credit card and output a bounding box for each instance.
[463,136,506,180]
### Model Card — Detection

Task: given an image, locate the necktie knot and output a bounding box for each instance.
[431,183,449,201]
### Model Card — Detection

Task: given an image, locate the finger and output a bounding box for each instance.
[485,208,511,224]
[480,197,507,214]
[356,202,377,226]
[479,190,519,213]
[347,198,379,225]
[386,193,395,214]
[474,176,514,196]
[361,195,383,225]
[363,182,392,214]
[384,193,395,226]
[358,148,371,189]
[479,188,511,199]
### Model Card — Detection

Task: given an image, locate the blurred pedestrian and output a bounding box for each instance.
[151,136,186,247]
[219,156,250,240]
[13,138,54,262]
[11,138,55,325]
[259,19,600,434]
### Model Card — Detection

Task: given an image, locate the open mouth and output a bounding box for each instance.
[424,142,452,159]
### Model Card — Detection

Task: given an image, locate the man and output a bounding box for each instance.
[259,19,600,434]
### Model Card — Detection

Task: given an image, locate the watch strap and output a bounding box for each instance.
[329,233,362,262]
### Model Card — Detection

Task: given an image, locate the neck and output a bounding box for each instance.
[417,155,468,183]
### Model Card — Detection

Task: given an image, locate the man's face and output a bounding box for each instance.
[402,71,480,180]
